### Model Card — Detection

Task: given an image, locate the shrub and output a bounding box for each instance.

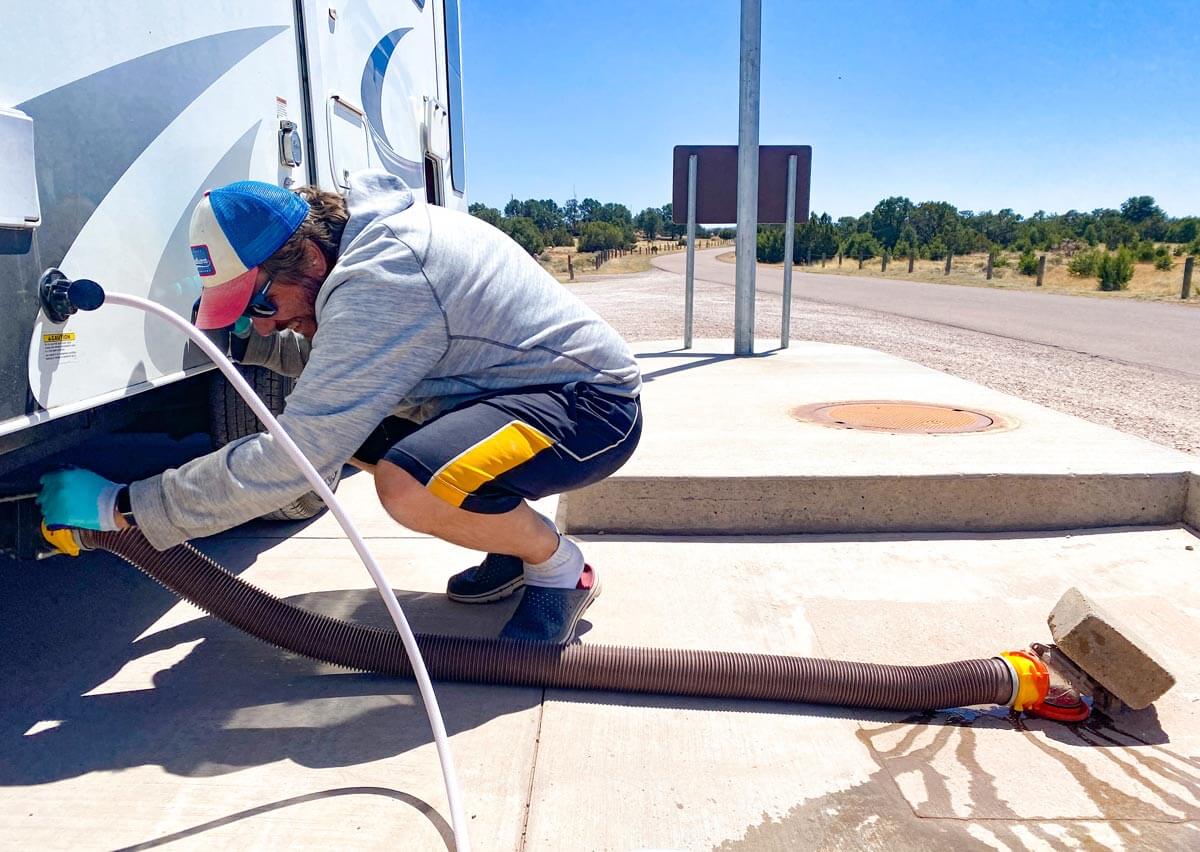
[1174,245,1185,257]
[1154,254,1174,271]
[1068,249,1100,277]
[502,217,544,256]
[1018,249,1038,276]
[1134,241,1156,262]
[546,227,574,247]
[577,221,625,252]
[1097,248,1135,291]
[843,232,882,261]
[925,237,948,261]
[756,227,784,263]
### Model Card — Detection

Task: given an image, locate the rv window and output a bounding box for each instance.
[443,0,466,193]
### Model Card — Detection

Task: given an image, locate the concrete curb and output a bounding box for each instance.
[563,472,1192,535]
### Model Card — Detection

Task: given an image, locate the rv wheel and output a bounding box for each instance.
[208,366,341,521]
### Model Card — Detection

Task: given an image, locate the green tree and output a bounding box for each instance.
[579,197,602,223]
[868,196,913,249]
[909,201,959,247]
[501,217,544,256]
[468,202,502,227]
[1120,196,1164,224]
[562,197,581,233]
[1166,219,1199,244]
[635,207,665,240]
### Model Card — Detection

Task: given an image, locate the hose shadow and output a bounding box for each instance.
[115,786,453,851]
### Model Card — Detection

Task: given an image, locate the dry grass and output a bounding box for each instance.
[719,249,1199,304]
[540,238,734,283]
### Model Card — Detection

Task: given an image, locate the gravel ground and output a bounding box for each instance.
[567,269,1200,456]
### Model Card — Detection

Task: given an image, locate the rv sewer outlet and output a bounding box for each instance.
[791,401,1014,435]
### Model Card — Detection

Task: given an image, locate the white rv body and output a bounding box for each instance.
[0,0,466,463]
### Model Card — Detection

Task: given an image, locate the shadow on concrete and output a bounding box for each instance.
[634,346,801,383]
[2,564,1169,798]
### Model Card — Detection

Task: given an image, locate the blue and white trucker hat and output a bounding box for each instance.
[189,181,309,329]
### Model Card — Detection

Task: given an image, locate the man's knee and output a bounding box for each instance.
[375,461,441,531]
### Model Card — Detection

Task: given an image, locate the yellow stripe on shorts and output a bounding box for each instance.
[428,420,555,507]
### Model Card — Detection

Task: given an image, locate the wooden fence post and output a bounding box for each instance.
[838,251,842,266]
[944,253,952,275]
[986,251,994,280]
[881,253,888,272]
[908,252,915,273]
[1036,254,1046,287]
[806,247,812,266]
[568,254,574,280]
[858,248,864,269]
[1183,256,1195,299]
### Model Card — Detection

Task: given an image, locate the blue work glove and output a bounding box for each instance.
[37,468,124,531]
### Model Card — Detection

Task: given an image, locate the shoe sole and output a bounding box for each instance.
[558,568,602,643]
[446,575,525,604]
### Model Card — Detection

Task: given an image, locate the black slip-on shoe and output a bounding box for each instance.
[446,553,525,604]
[499,565,601,644]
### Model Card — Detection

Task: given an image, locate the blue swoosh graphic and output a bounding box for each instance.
[360,28,423,185]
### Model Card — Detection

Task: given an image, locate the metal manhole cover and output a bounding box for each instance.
[791,401,1012,434]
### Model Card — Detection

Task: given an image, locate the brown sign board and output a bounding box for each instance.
[672,145,812,225]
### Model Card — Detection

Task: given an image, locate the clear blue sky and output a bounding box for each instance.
[459,0,1198,220]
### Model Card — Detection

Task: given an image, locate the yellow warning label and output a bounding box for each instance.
[42,331,78,362]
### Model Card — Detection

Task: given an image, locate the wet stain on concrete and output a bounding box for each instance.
[715,708,1200,851]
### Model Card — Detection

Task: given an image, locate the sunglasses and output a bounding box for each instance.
[243,275,278,319]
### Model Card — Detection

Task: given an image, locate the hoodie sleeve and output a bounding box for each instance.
[241,329,312,377]
[129,236,449,550]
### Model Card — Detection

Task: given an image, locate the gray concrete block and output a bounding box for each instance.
[1185,471,1200,531]
[1048,587,1176,710]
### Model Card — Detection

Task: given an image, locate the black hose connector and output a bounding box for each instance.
[84,529,1015,712]
[38,268,105,324]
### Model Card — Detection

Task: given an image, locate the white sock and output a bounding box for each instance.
[523,535,584,589]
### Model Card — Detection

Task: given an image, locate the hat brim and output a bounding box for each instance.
[195,267,260,329]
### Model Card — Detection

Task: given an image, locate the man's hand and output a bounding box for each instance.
[37,468,125,531]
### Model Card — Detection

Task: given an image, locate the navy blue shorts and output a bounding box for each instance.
[352,383,642,514]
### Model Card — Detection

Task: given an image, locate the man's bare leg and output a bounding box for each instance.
[373,459,559,564]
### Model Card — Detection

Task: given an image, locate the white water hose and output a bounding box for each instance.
[88,291,470,851]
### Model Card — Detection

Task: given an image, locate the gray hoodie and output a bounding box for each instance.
[130,171,641,550]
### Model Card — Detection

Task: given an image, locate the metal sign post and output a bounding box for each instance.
[672,143,811,350]
[734,0,761,356]
[684,153,697,349]
[780,153,797,348]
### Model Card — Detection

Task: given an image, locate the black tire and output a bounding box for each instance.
[208,365,341,521]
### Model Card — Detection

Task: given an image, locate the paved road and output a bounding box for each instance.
[568,256,1200,455]
[654,249,1200,378]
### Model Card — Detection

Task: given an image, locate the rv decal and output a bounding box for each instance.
[15,27,286,270]
[360,28,423,186]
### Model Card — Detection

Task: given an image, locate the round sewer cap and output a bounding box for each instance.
[791,401,1012,434]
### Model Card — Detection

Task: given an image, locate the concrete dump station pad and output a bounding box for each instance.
[3,341,1199,850]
